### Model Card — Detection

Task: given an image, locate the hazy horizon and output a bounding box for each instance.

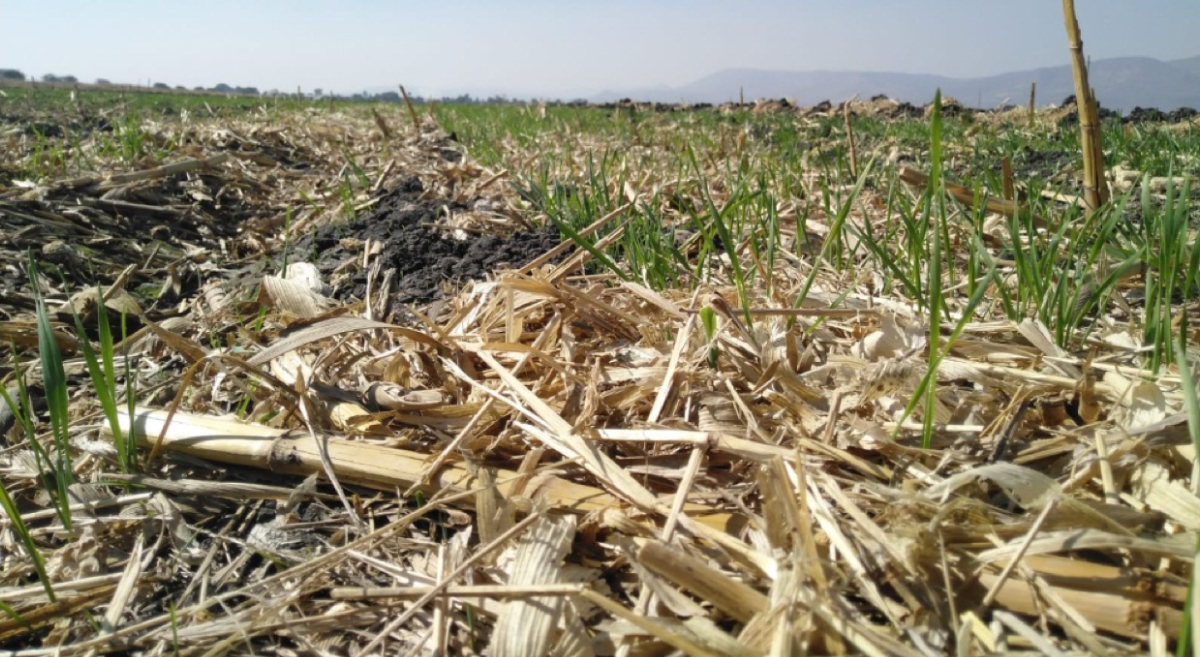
[4,1,1199,99]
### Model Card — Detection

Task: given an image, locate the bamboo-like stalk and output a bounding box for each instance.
[844,95,859,177]
[330,583,585,600]
[111,407,738,531]
[100,153,229,189]
[1061,0,1109,213]
[1028,81,1036,127]
[899,166,1047,227]
[370,108,392,140]
[980,567,1181,640]
[0,586,119,642]
[638,540,767,623]
[399,84,420,131]
[1001,156,1015,201]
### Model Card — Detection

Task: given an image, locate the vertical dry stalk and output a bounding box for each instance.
[843,95,859,178]
[627,104,643,146]
[1001,156,1015,201]
[371,109,392,140]
[1061,0,1109,213]
[399,85,421,131]
[1085,90,1108,202]
[1028,82,1036,127]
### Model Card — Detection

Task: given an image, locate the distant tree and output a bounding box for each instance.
[0,69,25,80]
[153,82,169,89]
[314,88,323,97]
[193,86,205,92]
[234,86,259,95]
[213,83,233,92]
[175,85,186,90]
[376,91,401,102]
[61,75,78,83]
[42,73,60,83]
[95,78,112,85]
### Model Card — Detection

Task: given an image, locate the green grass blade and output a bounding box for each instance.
[545,214,629,282]
[28,254,74,530]
[789,159,876,318]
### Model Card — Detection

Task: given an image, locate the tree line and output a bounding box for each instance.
[0,70,580,105]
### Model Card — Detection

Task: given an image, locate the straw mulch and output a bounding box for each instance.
[0,99,1195,656]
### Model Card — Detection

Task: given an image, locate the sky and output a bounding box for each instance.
[3,1,1198,98]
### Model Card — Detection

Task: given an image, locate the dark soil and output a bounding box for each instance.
[1168,107,1199,122]
[1056,95,1123,125]
[1127,106,1170,123]
[888,102,924,119]
[1127,106,1199,123]
[295,175,568,317]
[1,111,115,139]
[1011,147,1079,183]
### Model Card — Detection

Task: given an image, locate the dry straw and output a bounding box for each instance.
[0,67,1194,655]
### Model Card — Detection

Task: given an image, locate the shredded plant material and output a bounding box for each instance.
[0,87,1198,656]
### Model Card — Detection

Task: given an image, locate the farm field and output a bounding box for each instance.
[1,85,1199,654]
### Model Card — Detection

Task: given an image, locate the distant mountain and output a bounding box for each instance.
[592,55,1200,112]
[1167,54,1200,79]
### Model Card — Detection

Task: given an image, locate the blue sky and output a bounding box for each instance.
[3,1,1197,97]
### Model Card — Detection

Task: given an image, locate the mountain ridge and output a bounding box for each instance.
[592,55,1200,112]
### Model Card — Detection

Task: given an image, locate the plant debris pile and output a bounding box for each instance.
[0,105,363,317]
[0,87,1198,655]
[297,174,566,313]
